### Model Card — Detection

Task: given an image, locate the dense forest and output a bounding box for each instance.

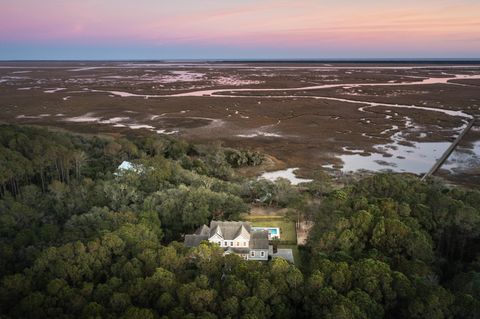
[0,125,479,318]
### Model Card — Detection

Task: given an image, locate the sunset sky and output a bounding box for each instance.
[1,0,479,59]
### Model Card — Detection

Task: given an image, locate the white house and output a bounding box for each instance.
[184,221,270,261]
[115,161,144,176]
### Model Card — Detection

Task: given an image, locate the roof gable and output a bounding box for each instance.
[210,224,223,239]
[209,221,252,240]
[195,224,210,236]
[209,233,223,241]
[234,225,251,241]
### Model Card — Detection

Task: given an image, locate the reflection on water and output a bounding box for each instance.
[260,168,313,185]
[340,131,452,174]
[443,141,480,173]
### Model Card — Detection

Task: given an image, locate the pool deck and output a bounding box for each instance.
[252,226,280,239]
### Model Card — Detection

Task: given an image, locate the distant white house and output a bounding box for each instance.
[118,161,134,171]
[115,161,143,175]
[184,221,270,260]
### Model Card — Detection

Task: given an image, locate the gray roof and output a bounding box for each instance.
[235,224,250,240]
[249,231,269,250]
[184,234,209,247]
[184,221,269,249]
[195,224,210,236]
[209,221,251,240]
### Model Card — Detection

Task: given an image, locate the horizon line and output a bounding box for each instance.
[1,58,480,63]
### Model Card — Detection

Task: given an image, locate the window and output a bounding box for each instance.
[224,241,227,246]
[243,242,247,246]
[250,251,255,257]
[260,251,265,257]
[236,242,239,246]
[230,242,233,246]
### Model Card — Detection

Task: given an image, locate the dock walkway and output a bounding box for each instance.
[421,118,476,181]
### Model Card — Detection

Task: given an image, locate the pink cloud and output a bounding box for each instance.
[0,0,479,54]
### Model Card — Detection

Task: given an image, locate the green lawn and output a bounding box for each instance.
[239,214,285,221]
[242,211,300,266]
[243,216,297,243]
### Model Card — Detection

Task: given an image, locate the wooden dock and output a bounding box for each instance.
[421,118,476,181]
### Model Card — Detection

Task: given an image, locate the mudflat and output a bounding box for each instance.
[1,61,479,185]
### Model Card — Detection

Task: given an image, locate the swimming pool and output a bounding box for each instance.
[252,227,280,239]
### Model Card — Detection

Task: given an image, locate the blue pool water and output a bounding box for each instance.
[252,227,279,237]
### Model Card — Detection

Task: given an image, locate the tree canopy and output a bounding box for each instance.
[0,125,479,318]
